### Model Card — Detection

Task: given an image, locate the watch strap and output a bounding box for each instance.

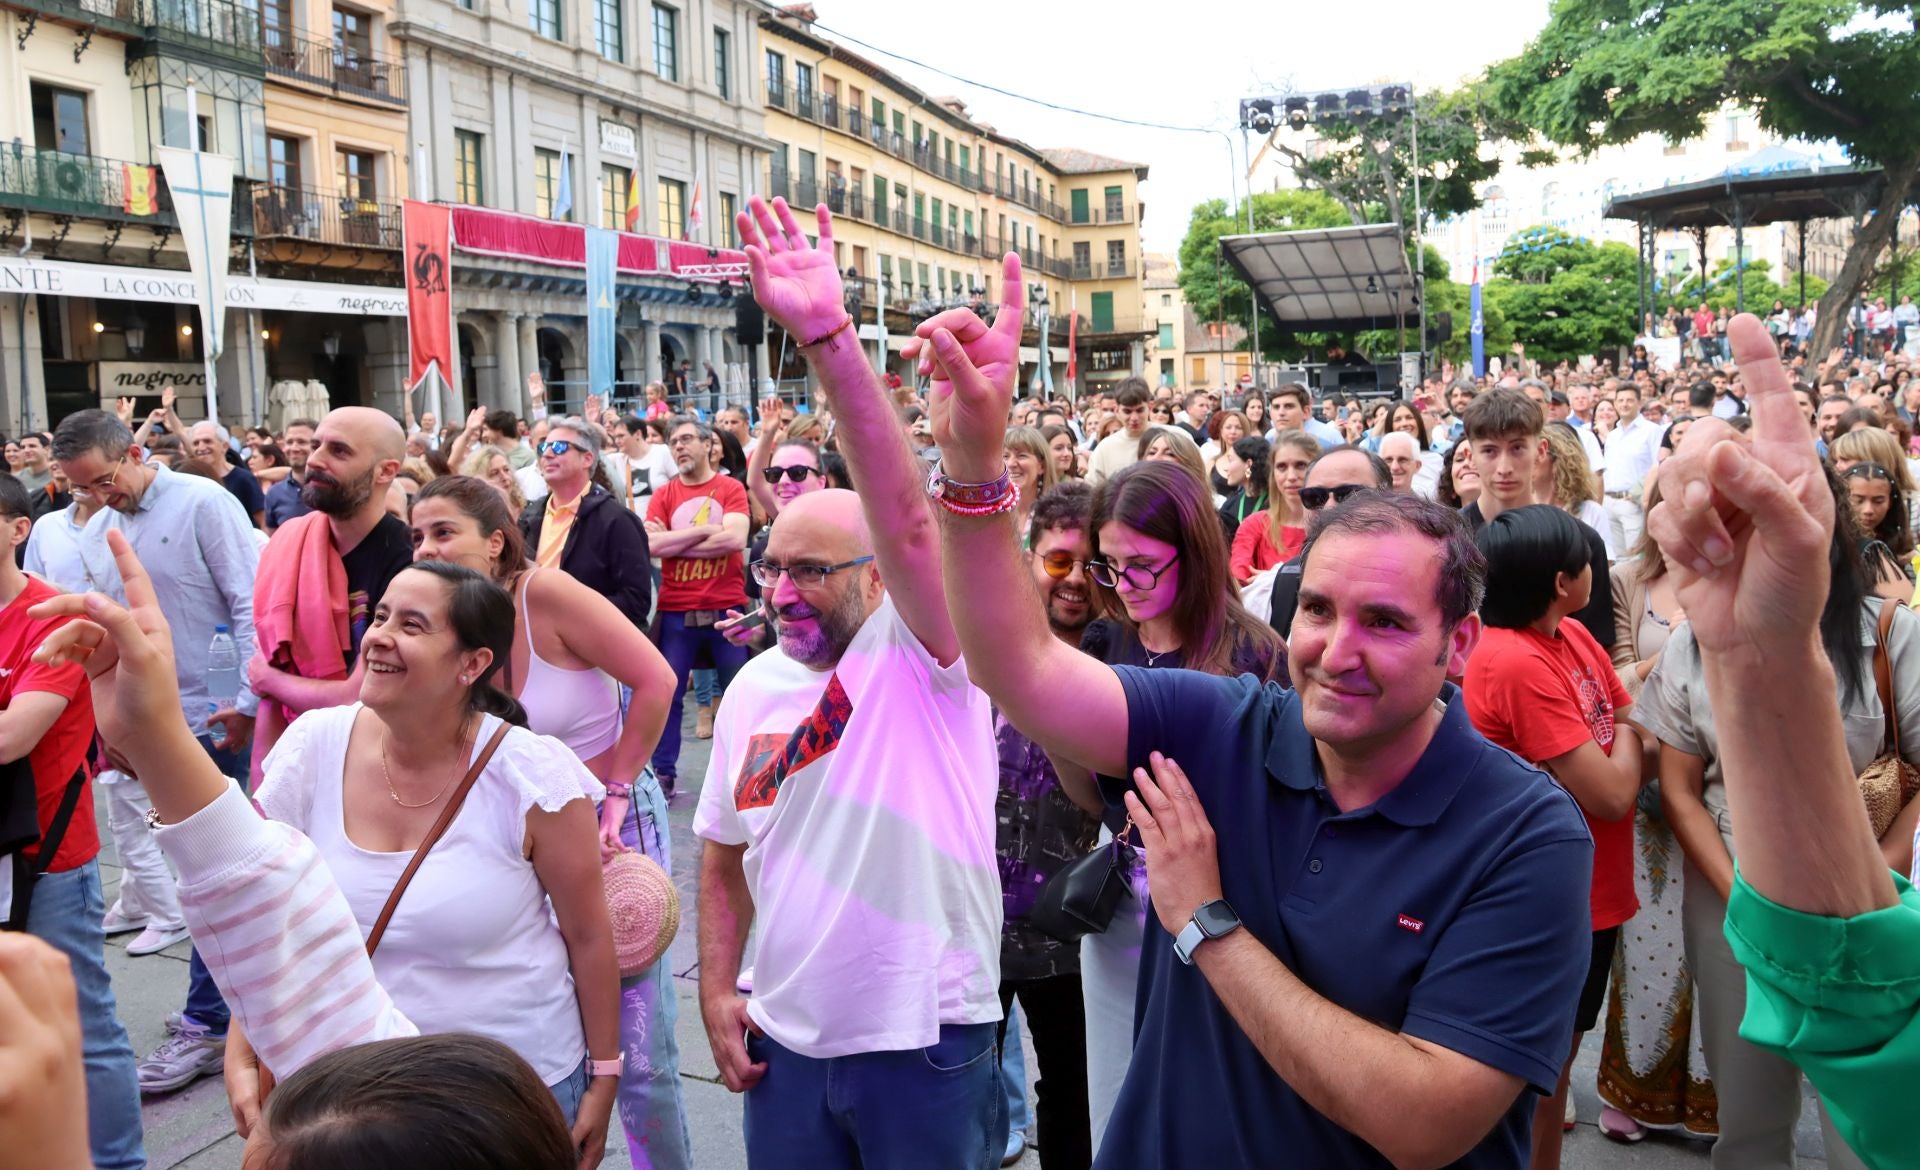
[1174,899,1240,966]
[587,1055,624,1078]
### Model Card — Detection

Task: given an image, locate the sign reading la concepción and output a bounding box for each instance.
[0,258,406,316]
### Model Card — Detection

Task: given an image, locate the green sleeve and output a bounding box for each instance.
[1723,867,1920,1170]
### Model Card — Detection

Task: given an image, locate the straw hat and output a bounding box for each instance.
[603,851,680,977]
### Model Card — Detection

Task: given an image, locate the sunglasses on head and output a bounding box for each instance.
[1298,484,1368,510]
[540,439,577,457]
[1039,551,1091,580]
[764,465,819,484]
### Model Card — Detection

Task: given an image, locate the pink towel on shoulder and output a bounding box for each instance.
[254,512,350,684]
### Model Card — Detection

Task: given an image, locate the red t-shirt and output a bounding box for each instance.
[0,577,98,873]
[1464,621,1638,932]
[647,475,750,612]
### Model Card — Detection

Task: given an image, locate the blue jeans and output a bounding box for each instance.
[549,1059,588,1128]
[692,668,717,707]
[26,861,146,1170]
[650,611,748,782]
[743,1023,1002,1170]
[183,733,248,1034]
[1001,1008,1031,1136]
[613,770,693,1169]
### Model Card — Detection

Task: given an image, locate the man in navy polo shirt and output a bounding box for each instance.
[909,263,1595,1168]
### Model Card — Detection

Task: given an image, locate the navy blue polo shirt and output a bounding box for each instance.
[1095,669,1593,1170]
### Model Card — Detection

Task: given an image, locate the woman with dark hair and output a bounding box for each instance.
[1054,458,1286,1151]
[1438,439,1480,510]
[1637,465,1920,1170]
[222,557,624,1166]
[407,475,688,1166]
[1216,435,1270,544]
[1843,462,1916,603]
[1464,504,1645,1170]
[712,424,748,482]
[1041,422,1080,480]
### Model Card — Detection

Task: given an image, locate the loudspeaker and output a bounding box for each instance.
[733,294,765,345]
[1427,312,1453,345]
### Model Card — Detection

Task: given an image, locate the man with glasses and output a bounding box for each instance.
[696,197,1001,1169]
[50,408,261,1097]
[642,417,749,794]
[1266,447,1392,639]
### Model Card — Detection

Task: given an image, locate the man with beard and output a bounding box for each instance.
[51,408,262,1095]
[262,417,317,532]
[695,196,1000,1170]
[188,421,266,529]
[992,479,1102,1168]
[247,407,415,770]
[640,417,746,793]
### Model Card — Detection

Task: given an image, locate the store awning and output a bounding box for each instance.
[1218,224,1415,333]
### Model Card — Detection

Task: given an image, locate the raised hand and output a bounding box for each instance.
[465,406,488,435]
[115,397,136,423]
[528,372,546,404]
[737,196,846,344]
[584,392,604,422]
[901,252,1024,483]
[1645,314,1831,656]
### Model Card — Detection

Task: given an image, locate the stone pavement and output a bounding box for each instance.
[100,709,1833,1169]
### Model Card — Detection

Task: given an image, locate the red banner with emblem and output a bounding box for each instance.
[402,199,454,395]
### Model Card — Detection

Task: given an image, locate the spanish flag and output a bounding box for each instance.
[624,170,641,233]
[123,165,157,216]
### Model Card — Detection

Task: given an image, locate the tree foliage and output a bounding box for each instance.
[1482,227,1641,362]
[1664,257,1831,313]
[1486,0,1920,354]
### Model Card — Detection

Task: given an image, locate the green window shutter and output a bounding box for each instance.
[1158,322,1174,348]
[1092,292,1114,332]
[1070,188,1089,224]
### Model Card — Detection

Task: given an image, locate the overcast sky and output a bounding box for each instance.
[798,0,1555,255]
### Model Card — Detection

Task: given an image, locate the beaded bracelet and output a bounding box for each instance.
[934,480,1020,518]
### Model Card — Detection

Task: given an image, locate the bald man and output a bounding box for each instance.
[247,406,416,770]
[189,420,266,528]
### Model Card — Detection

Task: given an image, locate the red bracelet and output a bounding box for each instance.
[798,315,855,350]
[935,481,1020,518]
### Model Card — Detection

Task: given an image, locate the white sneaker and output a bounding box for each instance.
[101,903,148,936]
[126,924,192,956]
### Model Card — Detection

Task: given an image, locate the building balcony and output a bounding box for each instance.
[251,183,399,248]
[263,29,406,105]
[766,77,787,109]
[139,0,262,59]
[0,144,254,236]
[794,90,814,119]
[1,0,144,38]
[1067,260,1135,281]
[1069,205,1134,226]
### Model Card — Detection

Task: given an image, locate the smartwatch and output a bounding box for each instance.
[588,1054,624,1079]
[1174,899,1242,965]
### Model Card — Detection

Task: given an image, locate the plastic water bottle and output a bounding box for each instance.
[206,624,240,713]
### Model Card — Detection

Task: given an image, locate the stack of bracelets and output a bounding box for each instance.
[926,462,1021,519]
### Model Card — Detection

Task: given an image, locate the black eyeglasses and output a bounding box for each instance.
[1299,484,1368,511]
[765,465,820,484]
[749,555,875,588]
[540,439,578,457]
[1039,551,1092,580]
[1086,558,1175,591]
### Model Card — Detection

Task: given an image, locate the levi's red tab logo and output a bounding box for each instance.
[1397,914,1425,934]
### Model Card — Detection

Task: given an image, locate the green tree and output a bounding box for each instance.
[1481,227,1641,362]
[1665,257,1830,312]
[1487,0,1920,356]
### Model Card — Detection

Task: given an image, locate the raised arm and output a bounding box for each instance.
[738,197,958,666]
[746,401,787,520]
[904,249,1127,777]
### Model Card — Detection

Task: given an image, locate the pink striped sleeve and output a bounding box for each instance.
[151,781,416,1075]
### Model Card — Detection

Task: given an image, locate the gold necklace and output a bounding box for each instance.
[381,719,473,808]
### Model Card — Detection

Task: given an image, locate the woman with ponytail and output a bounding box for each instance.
[223,558,625,1168]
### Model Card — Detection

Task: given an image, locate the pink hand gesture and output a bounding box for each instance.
[736,196,846,345]
[901,253,1025,482]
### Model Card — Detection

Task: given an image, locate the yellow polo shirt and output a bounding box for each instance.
[535,483,590,568]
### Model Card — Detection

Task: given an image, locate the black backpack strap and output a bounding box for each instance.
[31,767,89,879]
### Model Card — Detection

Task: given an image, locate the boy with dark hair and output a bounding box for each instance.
[0,471,144,1170]
[1463,503,1643,1170]
[1087,377,1153,484]
[1460,387,1617,649]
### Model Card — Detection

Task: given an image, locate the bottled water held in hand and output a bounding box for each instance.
[206,624,240,712]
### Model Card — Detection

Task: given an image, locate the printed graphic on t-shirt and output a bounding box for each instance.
[1573,662,1615,752]
[734,673,852,811]
[668,494,727,585]
[348,589,374,648]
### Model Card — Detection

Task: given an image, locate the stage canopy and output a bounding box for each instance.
[1218,223,1414,334]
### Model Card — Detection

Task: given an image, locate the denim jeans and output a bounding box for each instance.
[548,1059,588,1128]
[743,1023,1003,1170]
[613,770,693,1169]
[692,668,717,708]
[1001,1008,1031,1138]
[26,861,147,1170]
[183,733,249,1034]
[650,611,748,782]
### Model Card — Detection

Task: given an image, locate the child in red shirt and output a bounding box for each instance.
[1464,504,1644,1170]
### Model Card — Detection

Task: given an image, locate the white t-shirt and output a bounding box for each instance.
[256,704,604,1084]
[693,596,1001,1058]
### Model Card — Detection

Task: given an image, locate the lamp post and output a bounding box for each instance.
[1030,283,1052,398]
[843,266,865,371]
[874,273,890,379]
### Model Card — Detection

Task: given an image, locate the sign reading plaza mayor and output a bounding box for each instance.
[0,257,407,316]
[600,120,637,159]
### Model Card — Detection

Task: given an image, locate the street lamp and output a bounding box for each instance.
[125,324,145,356]
[842,266,864,365]
[1030,283,1053,398]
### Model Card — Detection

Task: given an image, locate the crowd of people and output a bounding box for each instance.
[1,193,1916,1170]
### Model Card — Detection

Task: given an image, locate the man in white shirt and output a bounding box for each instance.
[696,195,1002,1170]
[1266,383,1346,448]
[1600,381,1662,552]
[1896,295,1920,354]
[1086,378,1152,483]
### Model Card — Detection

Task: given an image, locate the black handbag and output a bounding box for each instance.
[1026,820,1139,943]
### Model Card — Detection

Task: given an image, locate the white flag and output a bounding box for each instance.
[156,146,234,423]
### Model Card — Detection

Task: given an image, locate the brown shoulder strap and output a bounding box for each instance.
[1874,600,1900,756]
[365,719,513,957]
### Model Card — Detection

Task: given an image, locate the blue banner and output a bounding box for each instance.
[586,227,618,396]
[1469,280,1485,379]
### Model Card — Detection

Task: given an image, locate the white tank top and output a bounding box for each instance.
[514,568,623,761]
[254,704,606,1084]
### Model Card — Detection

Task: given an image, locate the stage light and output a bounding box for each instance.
[1284,97,1311,132]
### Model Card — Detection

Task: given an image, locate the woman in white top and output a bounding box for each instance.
[225,560,623,1168]
[408,474,693,1169]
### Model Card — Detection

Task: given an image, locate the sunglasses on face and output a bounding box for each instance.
[764,465,820,484]
[1039,551,1092,580]
[540,439,578,457]
[1298,484,1368,511]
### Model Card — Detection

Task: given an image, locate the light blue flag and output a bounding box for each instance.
[1470,277,1486,379]
[587,227,617,395]
[554,151,574,220]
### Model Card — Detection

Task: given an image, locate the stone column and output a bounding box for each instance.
[517,314,539,416]
[691,323,711,414]
[0,294,48,436]
[493,310,521,409]
[642,319,662,385]
[752,333,769,394]
[1129,340,1145,376]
